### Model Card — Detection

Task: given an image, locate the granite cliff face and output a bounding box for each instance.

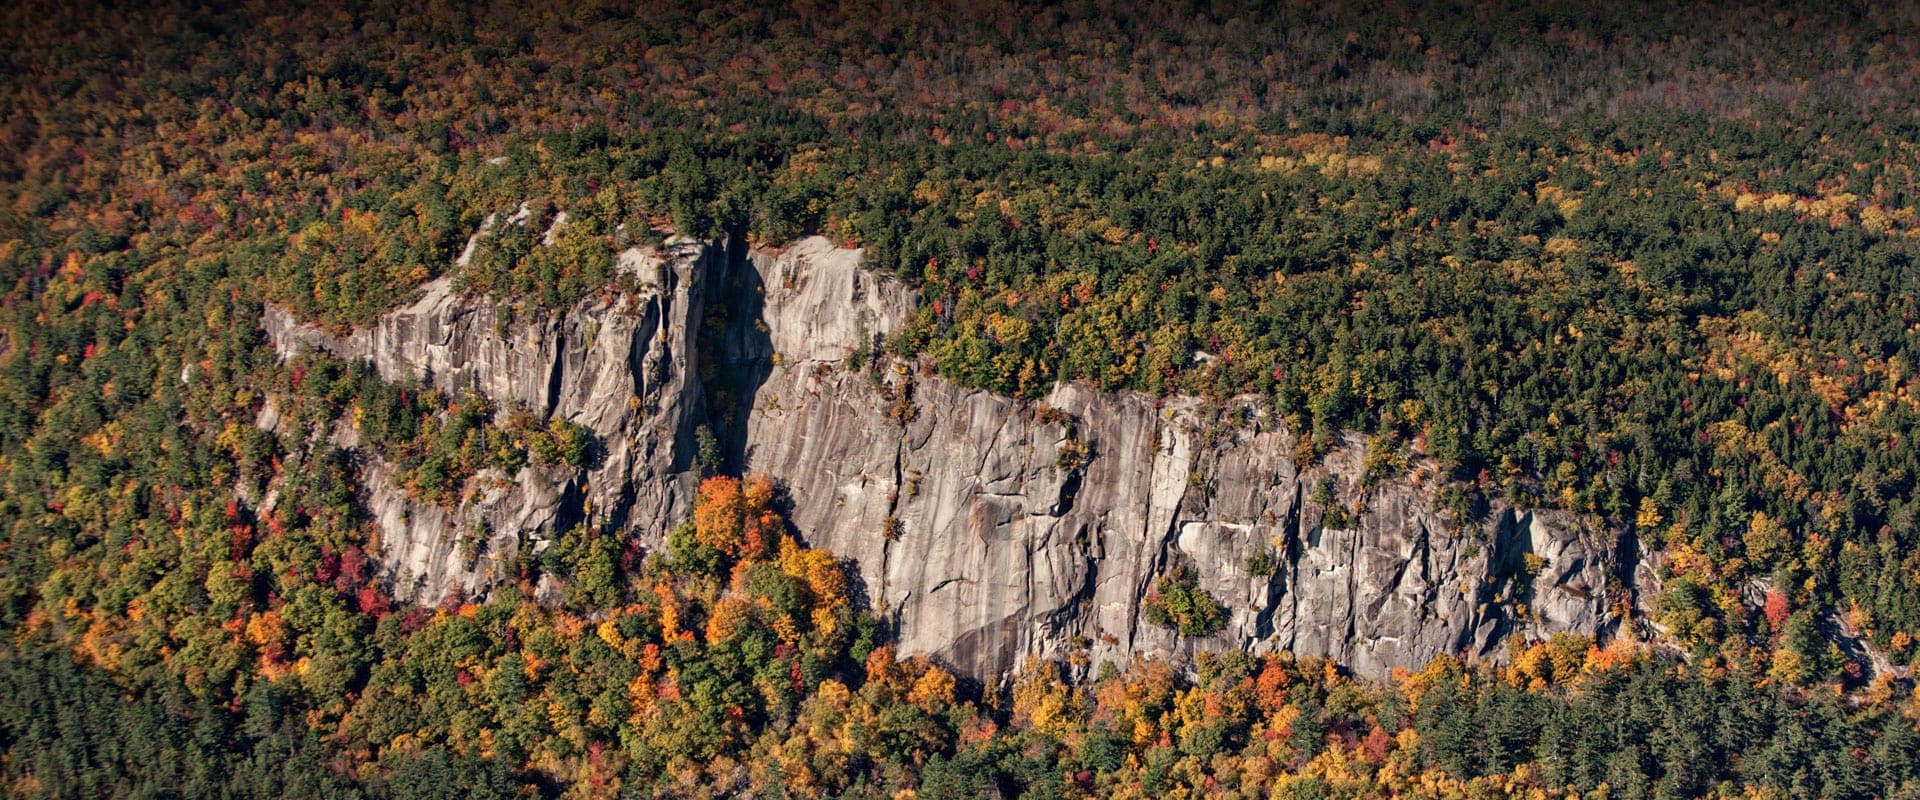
[264,232,1639,679]
[262,238,713,603]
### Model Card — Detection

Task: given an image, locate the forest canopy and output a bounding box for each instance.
[4,0,1920,797]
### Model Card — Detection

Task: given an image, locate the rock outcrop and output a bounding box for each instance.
[722,241,1626,678]
[263,238,714,601]
[264,232,1637,679]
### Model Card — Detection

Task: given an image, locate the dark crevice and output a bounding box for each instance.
[542,319,565,416]
[550,473,589,538]
[1278,477,1306,650]
[698,232,772,474]
[1050,468,1083,517]
[1043,524,1101,637]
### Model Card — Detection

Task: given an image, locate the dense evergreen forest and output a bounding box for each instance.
[4,0,1920,796]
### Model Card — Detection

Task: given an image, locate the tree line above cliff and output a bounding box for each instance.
[5,0,1920,796]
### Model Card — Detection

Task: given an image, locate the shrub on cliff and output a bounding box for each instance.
[1144,567,1227,637]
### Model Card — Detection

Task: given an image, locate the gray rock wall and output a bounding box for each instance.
[263,238,714,602]
[264,232,1635,679]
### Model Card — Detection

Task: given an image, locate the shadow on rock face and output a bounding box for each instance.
[700,231,774,475]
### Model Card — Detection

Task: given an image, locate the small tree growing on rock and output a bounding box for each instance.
[1144,566,1226,637]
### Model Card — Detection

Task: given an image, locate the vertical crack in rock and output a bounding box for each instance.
[1414,520,1436,626]
[1283,478,1306,653]
[544,320,566,417]
[879,429,906,605]
[1343,519,1361,664]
